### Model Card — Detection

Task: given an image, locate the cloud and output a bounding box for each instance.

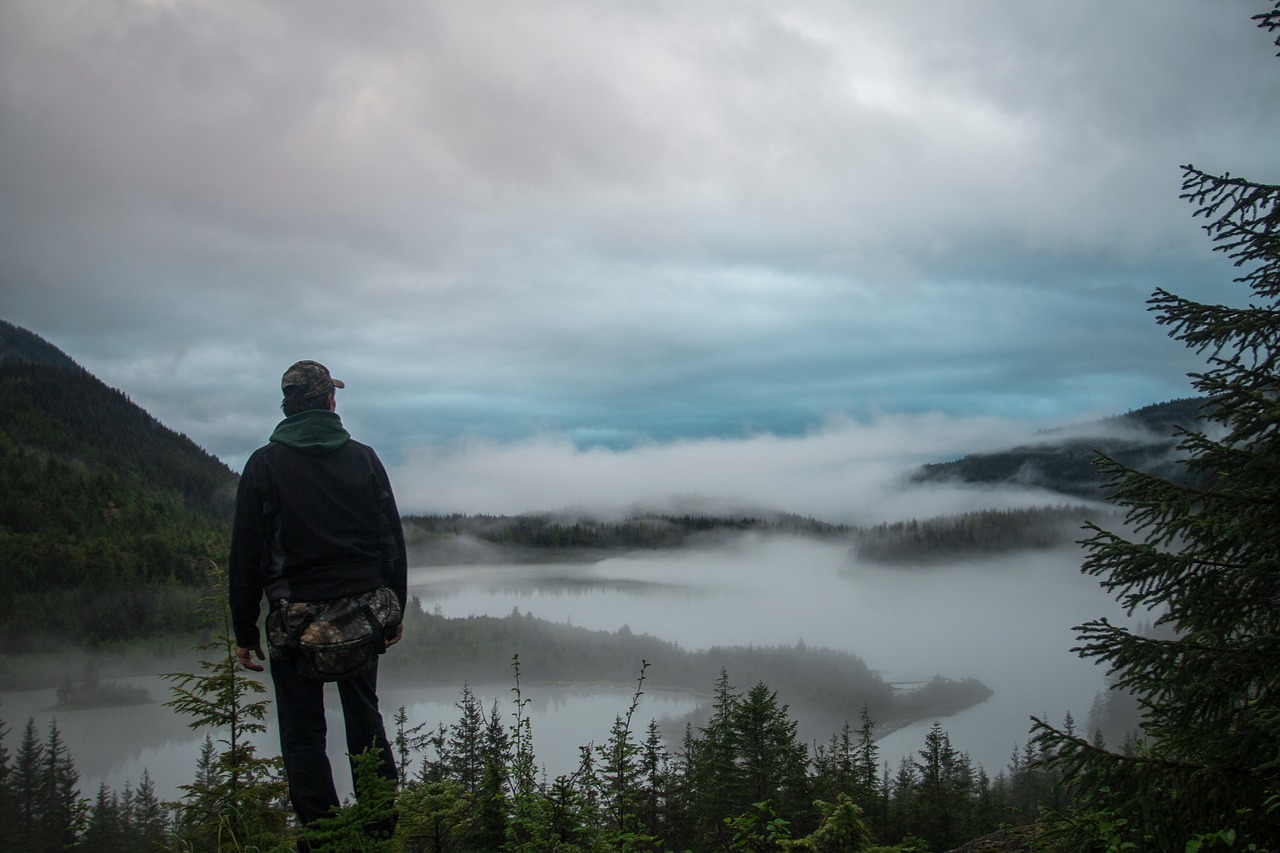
[0,0,1273,469]
[389,411,1070,522]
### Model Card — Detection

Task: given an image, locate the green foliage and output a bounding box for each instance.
[163,565,289,851]
[0,660,1077,852]
[1037,789,1141,853]
[0,352,237,646]
[722,799,794,851]
[1185,822,1274,853]
[396,779,472,852]
[297,747,399,852]
[909,722,974,851]
[0,356,237,516]
[0,715,90,853]
[811,710,882,834]
[36,721,83,850]
[1031,7,1280,850]
[597,661,653,840]
[0,717,17,847]
[665,671,816,850]
[81,776,169,853]
[777,795,872,852]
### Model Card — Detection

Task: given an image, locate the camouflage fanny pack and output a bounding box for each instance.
[266,587,402,682]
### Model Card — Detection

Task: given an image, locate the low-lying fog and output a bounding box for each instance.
[1,413,1155,801]
[1,532,1128,802]
[380,411,1159,779]
[408,532,1131,778]
[388,413,1064,522]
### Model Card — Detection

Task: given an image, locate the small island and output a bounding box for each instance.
[51,661,152,710]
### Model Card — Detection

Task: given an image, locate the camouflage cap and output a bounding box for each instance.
[281,360,345,398]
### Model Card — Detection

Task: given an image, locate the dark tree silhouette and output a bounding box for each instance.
[1032,6,1280,849]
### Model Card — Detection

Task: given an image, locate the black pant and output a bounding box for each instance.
[270,656,398,826]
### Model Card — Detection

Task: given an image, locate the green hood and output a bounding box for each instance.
[269,410,351,455]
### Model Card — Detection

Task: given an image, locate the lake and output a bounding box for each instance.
[0,533,1130,801]
[410,535,1130,773]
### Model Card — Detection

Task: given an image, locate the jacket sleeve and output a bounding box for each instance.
[372,452,409,612]
[228,454,269,648]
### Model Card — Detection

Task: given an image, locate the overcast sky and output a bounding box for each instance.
[2,1,1277,516]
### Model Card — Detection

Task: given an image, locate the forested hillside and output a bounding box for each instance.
[403,510,850,563]
[387,601,992,737]
[911,398,1205,498]
[851,505,1118,565]
[0,320,238,646]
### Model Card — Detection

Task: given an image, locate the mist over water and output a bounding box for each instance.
[410,533,1132,776]
[0,530,1132,803]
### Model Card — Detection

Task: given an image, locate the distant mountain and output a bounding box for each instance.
[0,319,237,649]
[0,319,237,515]
[910,398,1206,499]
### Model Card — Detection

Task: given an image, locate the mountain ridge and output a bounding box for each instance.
[0,319,237,514]
[909,397,1204,499]
[0,319,237,647]
[0,319,83,370]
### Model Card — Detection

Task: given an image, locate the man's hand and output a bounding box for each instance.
[385,623,404,648]
[236,643,265,672]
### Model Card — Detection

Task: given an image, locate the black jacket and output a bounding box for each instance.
[228,410,408,649]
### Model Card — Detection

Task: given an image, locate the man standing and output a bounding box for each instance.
[229,360,407,840]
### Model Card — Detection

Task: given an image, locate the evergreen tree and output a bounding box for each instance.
[689,668,741,847]
[638,718,670,841]
[885,756,918,844]
[810,707,886,840]
[7,717,89,852]
[392,704,431,786]
[447,685,486,794]
[851,705,885,836]
[471,758,509,851]
[912,722,968,851]
[0,716,18,846]
[786,794,874,852]
[14,717,43,845]
[418,721,452,785]
[663,723,703,852]
[1004,742,1045,824]
[116,780,135,847]
[597,662,651,839]
[396,779,471,853]
[175,734,222,848]
[1032,6,1280,849]
[84,783,125,853]
[164,565,288,850]
[130,769,170,850]
[298,747,399,853]
[464,698,511,851]
[731,681,812,832]
[36,721,81,853]
[811,721,858,806]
